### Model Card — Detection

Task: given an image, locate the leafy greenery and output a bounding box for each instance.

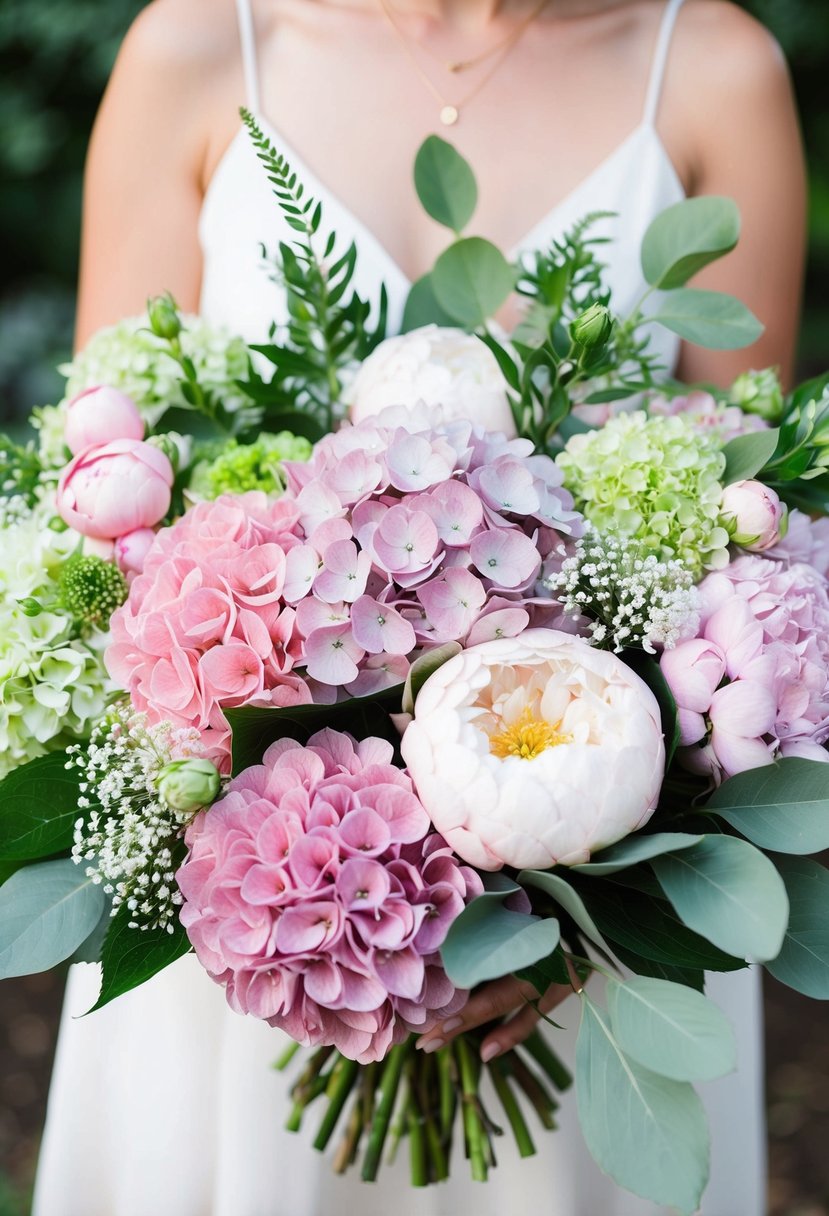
[0,751,83,860]
[90,902,191,1012]
[0,858,105,979]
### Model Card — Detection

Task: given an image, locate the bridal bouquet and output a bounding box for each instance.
[2,124,829,1214]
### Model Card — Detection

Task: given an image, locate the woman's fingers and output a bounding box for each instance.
[479,980,573,1061]
[415,975,574,1058]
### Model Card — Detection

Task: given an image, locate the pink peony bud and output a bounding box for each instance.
[114,527,157,577]
[721,479,785,551]
[63,386,144,456]
[56,439,174,540]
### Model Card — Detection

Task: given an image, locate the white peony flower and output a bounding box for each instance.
[401,628,665,870]
[347,324,516,436]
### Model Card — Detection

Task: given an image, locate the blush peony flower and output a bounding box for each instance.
[346,325,516,436]
[63,385,145,455]
[400,628,665,870]
[177,729,482,1063]
[56,439,174,539]
[721,480,785,551]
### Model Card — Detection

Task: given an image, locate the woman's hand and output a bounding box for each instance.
[415,974,578,1064]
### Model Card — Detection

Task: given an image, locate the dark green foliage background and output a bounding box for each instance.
[0,0,827,422]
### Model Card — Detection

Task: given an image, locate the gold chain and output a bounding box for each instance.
[378,0,550,126]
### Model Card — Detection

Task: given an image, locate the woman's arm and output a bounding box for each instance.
[667,1,807,388]
[74,0,237,350]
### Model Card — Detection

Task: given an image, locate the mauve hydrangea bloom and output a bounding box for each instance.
[648,389,769,444]
[661,552,829,780]
[177,729,482,1063]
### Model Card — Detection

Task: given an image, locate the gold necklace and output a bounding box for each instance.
[378,0,550,126]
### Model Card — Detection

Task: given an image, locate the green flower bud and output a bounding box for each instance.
[17,596,44,617]
[728,368,783,423]
[146,431,188,474]
[570,303,613,351]
[147,293,182,341]
[58,555,128,630]
[155,758,221,818]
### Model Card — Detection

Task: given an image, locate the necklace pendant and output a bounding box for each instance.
[446,60,462,73]
[440,104,459,126]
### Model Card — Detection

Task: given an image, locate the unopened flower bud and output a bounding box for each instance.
[570,303,612,351]
[147,293,182,341]
[155,758,221,818]
[146,431,188,474]
[721,479,785,551]
[729,368,783,423]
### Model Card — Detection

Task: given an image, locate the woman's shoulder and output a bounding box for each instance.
[115,0,241,89]
[672,0,789,91]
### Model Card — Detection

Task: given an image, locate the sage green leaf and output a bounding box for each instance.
[721,427,780,484]
[650,289,763,350]
[400,274,457,333]
[0,859,105,979]
[432,238,515,328]
[441,876,560,988]
[519,869,611,952]
[607,977,736,1081]
[766,855,829,998]
[641,196,740,289]
[706,758,829,855]
[0,751,83,861]
[572,832,704,877]
[413,135,478,232]
[401,643,462,716]
[91,903,191,1012]
[652,835,788,961]
[576,997,709,1214]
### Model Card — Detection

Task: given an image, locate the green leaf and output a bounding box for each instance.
[576,997,709,1214]
[413,135,478,233]
[401,643,462,717]
[91,903,191,1012]
[518,869,611,952]
[641,196,740,290]
[71,896,114,965]
[252,408,327,445]
[431,238,515,328]
[515,946,571,993]
[607,977,736,1081]
[721,427,780,484]
[441,875,560,988]
[620,650,681,765]
[705,758,829,855]
[0,859,105,979]
[649,289,763,350]
[400,274,457,333]
[609,943,706,992]
[652,835,788,961]
[0,751,83,861]
[572,832,704,877]
[226,686,403,776]
[766,855,829,998]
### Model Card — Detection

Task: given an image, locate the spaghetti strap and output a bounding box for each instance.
[235,0,261,113]
[642,0,686,127]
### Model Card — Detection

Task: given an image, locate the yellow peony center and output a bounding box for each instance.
[489,707,573,760]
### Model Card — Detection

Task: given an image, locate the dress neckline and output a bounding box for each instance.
[200,112,684,293]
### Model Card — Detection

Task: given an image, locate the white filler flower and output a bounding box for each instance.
[347,324,516,436]
[401,628,665,870]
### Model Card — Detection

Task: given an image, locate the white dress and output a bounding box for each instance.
[33,1,766,1212]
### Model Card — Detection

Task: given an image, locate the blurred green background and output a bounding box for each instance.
[0,2,828,1214]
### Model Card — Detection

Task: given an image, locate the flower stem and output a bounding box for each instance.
[507,1055,559,1130]
[361,1042,409,1182]
[385,1077,410,1167]
[489,1055,536,1158]
[455,1036,488,1182]
[273,1041,301,1071]
[332,1094,364,1175]
[407,1105,428,1187]
[313,1055,360,1151]
[437,1045,457,1140]
[521,1029,573,1092]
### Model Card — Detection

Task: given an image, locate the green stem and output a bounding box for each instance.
[455,1036,488,1182]
[273,1041,301,1071]
[521,1029,573,1092]
[291,1045,334,1101]
[313,1055,360,1151]
[285,1072,330,1133]
[361,1042,409,1182]
[332,1094,364,1175]
[437,1046,456,1141]
[488,1055,536,1158]
[409,1055,448,1184]
[407,1105,428,1187]
[507,1055,558,1130]
[385,1077,411,1167]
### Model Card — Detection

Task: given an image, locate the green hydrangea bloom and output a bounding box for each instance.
[188,432,312,499]
[556,411,730,574]
[59,555,128,632]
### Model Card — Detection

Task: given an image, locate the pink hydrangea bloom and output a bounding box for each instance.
[648,389,769,443]
[177,729,482,1063]
[661,550,829,781]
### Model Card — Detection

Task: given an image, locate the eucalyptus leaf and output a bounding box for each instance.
[641,196,740,290]
[607,977,736,1081]
[518,869,611,952]
[609,943,706,992]
[401,643,462,716]
[766,855,829,998]
[572,832,704,878]
[0,859,105,979]
[400,274,457,333]
[0,751,83,861]
[722,428,780,485]
[576,997,709,1214]
[649,289,763,350]
[413,135,478,233]
[441,878,560,988]
[705,758,829,855]
[432,238,515,328]
[652,835,789,961]
[91,904,191,1013]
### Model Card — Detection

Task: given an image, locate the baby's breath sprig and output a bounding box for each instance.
[69,706,216,933]
[547,529,699,653]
